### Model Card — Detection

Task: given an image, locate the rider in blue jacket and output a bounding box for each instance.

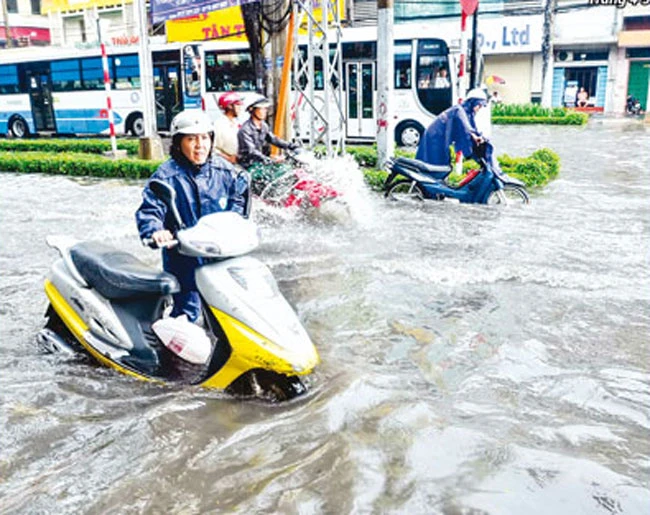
[136,110,249,323]
[416,88,488,166]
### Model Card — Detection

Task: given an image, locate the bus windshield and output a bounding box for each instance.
[415,39,453,116]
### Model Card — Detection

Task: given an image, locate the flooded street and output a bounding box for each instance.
[1,120,649,514]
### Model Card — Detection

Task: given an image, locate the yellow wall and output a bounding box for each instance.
[484,54,534,104]
[41,0,131,14]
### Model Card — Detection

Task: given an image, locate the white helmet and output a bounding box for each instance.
[170,110,213,136]
[465,88,488,102]
[246,94,272,112]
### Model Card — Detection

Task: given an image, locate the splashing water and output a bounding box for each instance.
[253,151,378,228]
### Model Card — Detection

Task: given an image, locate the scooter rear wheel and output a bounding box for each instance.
[385,180,425,202]
[487,185,529,205]
[38,304,83,355]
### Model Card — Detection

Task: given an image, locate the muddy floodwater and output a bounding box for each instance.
[1,120,649,514]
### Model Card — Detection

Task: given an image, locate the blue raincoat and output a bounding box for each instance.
[415,101,481,166]
[136,154,249,322]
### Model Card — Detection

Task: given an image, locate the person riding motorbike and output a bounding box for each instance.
[135,110,249,324]
[214,92,244,164]
[238,95,300,195]
[415,88,489,166]
[415,88,502,177]
[626,95,642,116]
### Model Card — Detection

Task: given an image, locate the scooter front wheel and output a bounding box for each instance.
[385,180,425,202]
[487,185,529,205]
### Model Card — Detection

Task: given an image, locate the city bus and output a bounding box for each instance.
[200,25,459,147]
[0,42,202,138]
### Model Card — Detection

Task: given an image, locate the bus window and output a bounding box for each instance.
[51,60,81,92]
[113,54,139,89]
[314,56,324,90]
[205,50,255,92]
[394,41,412,89]
[342,41,376,60]
[295,45,339,91]
[81,57,105,90]
[182,45,202,97]
[0,65,20,94]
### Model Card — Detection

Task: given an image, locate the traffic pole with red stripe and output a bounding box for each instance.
[100,37,118,156]
[458,10,468,104]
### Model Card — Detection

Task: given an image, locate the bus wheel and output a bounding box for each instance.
[395,121,423,148]
[129,115,145,137]
[9,117,29,138]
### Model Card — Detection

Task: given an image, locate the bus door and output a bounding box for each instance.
[153,63,182,131]
[25,66,56,131]
[345,61,375,139]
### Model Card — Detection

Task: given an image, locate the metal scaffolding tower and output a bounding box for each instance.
[292,0,345,156]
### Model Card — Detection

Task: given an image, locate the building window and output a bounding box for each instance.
[6,0,18,13]
[624,16,650,30]
[30,0,41,15]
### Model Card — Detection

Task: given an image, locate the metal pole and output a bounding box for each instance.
[469,5,478,90]
[377,0,394,165]
[321,0,331,155]
[134,0,162,159]
[97,18,118,157]
[1,0,13,48]
[458,10,468,101]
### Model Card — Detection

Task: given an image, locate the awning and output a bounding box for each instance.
[618,30,650,49]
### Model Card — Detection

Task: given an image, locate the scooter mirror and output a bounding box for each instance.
[149,179,186,230]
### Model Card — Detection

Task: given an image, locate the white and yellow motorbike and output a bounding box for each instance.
[38,180,319,400]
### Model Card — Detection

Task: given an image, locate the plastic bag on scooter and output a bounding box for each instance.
[152,315,211,365]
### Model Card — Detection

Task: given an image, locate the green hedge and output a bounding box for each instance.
[0,151,160,179]
[0,143,560,192]
[0,138,140,155]
[491,103,588,125]
[492,114,587,125]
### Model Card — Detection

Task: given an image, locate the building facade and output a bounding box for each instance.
[0,0,50,46]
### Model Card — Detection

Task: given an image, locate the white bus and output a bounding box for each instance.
[0,42,203,138]
[200,25,459,147]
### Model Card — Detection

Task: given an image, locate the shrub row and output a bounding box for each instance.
[0,138,140,155]
[0,143,560,192]
[492,103,567,118]
[492,114,587,125]
[491,103,588,125]
[0,151,160,179]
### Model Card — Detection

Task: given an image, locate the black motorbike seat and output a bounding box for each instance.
[393,157,452,179]
[70,242,181,300]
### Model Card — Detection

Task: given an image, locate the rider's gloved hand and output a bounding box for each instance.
[287,142,300,151]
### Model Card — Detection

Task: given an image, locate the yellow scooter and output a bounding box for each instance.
[38,180,319,400]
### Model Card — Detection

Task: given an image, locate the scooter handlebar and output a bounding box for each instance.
[142,238,178,249]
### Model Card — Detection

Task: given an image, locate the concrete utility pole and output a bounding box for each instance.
[134,0,163,160]
[541,0,558,107]
[376,0,394,166]
[272,7,294,142]
[1,0,13,48]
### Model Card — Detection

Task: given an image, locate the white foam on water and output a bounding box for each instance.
[252,151,379,228]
